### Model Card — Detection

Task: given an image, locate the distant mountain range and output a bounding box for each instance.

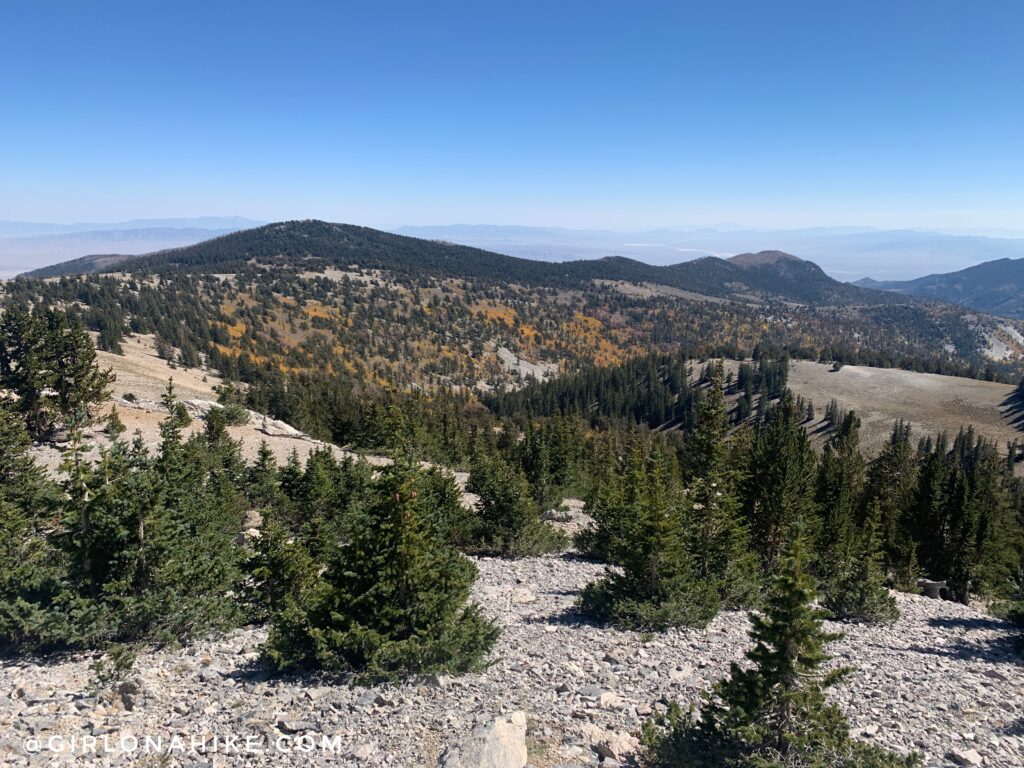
[0,217,264,277]
[856,258,1024,319]
[11,219,1024,285]
[24,220,898,308]
[394,224,1024,281]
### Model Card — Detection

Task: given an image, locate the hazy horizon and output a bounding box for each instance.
[5,216,1024,240]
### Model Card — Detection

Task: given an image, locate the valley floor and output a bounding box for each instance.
[2,554,1021,767]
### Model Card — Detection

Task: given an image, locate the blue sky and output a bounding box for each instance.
[1,1,1022,230]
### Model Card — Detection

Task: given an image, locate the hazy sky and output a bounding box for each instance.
[2,1,1022,230]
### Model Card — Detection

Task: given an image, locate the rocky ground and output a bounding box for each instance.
[2,553,1022,768]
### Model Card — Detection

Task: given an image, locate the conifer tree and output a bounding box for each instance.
[0,307,112,437]
[684,366,728,482]
[246,440,283,510]
[0,307,50,436]
[263,470,498,681]
[48,311,114,428]
[904,429,1022,602]
[644,522,918,768]
[684,477,761,611]
[577,434,645,563]
[105,407,126,439]
[742,394,817,567]
[576,455,627,561]
[815,411,866,574]
[413,466,479,548]
[822,503,899,624]
[579,448,720,630]
[0,401,63,650]
[0,398,55,514]
[681,368,760,608]
[467,447,565,556]
[863,420,919,584]
[244,518,317,623]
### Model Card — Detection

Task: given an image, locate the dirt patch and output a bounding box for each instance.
[98,334,221,402]
[593,279,743,304]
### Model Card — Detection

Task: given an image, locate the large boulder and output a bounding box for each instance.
[578,724,638,764]
[439,711,528,768]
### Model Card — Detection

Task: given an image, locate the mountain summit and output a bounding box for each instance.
[728,250,805,268]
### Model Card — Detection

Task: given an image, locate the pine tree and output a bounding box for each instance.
[413,466,479,548]
[105,407,126,439]
[576,458,627,561]
[262,470,498,681]
[742,394,817,567]
[48,311,114,429]
[579,448,720,630]
[0,401,64,650]
[244,518,317,623]
[577,434,643,563]
[467,448,565,556]
[822,503,900,624]
[0,307,112,437]
[815,411,866,575]
[0,307,52,436]
[685,367,729,482]
[863,421,919,584]
[904,429,1023,602]
[684,477,761,610]
[644,523,918,768]
[681,371,760,609]
[246,440,283,510]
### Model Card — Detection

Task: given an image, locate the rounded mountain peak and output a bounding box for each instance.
[728,250,804,268]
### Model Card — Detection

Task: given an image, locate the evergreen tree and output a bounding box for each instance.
[681,373,760,609]
[905,429,1023,601]
[0,307,112,437]
[579,448,720,630]
[244,518,317,623]
[684,477,761,610]
[0,307,52,436]
[684,366,729,482]
[48,311,114,428]
[644,523,918,768]
[576,461,627,562]
[246,440,283,510]
[863,421,919,584]
[742,394,817,567]
[576,434,643,563]
[413,466,479,548]
[814,411,865,574]
[262,470,498,681]
[0,401,64,650]
[822,503,900,624]
[105,407,126,439]
[0,389,248,653]
[467,448,565,556]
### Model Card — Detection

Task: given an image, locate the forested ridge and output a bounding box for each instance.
[5,221,1023,409]
[20,220,902,304]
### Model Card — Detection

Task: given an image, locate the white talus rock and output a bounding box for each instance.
[439,711,528,768]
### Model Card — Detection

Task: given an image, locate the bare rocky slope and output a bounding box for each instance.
[1,553,1021,767]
